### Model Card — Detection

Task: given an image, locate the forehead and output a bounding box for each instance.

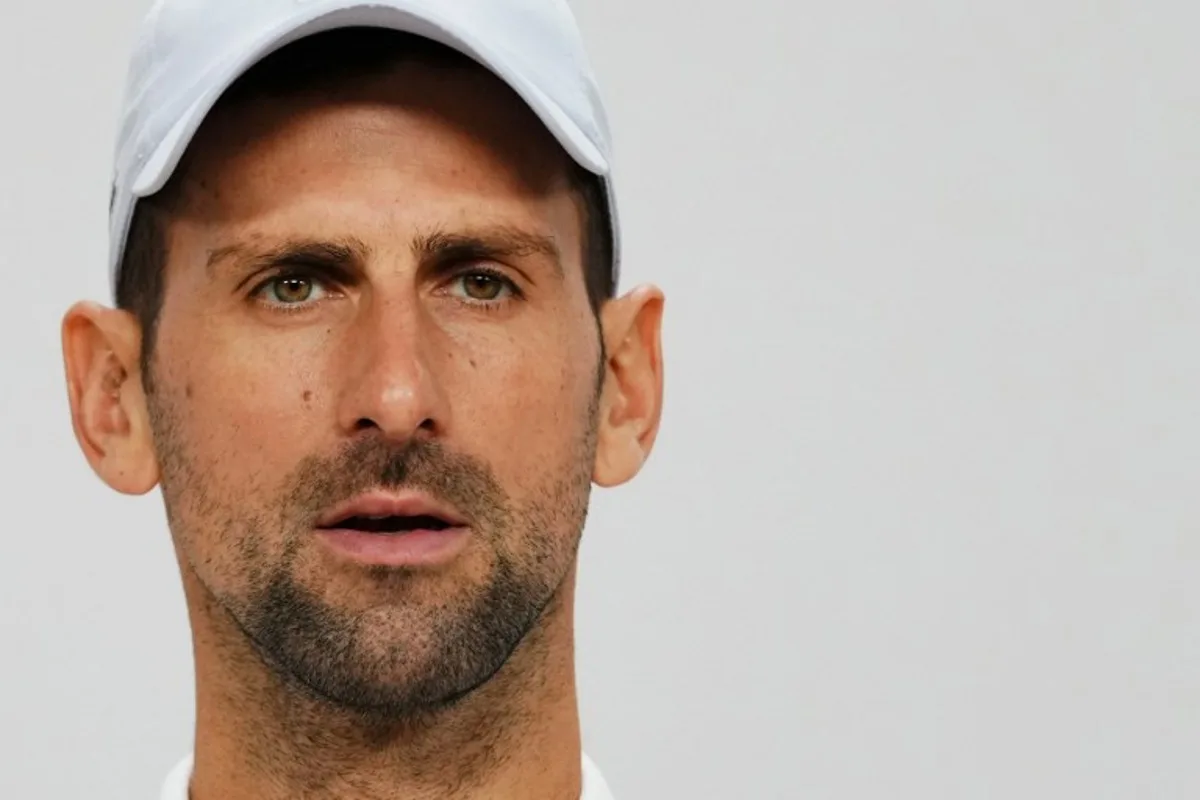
[168,59,577,232]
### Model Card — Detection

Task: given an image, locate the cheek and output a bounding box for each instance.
[152,332,331,589]
[448,323,597,490]
[161,328,327,480]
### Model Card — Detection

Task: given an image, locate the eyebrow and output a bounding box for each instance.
[413,225,563,278]
[206,238,370,279]
[204,224,563,281]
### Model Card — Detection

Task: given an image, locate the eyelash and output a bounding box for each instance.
[248,266,524,313]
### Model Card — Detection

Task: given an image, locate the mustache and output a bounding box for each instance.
[284,436,508,528]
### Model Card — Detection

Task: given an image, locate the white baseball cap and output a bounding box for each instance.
[109,0,620,297]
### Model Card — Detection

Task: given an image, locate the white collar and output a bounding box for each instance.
[161,752,615,799]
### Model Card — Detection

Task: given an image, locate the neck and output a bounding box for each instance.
[181,567,583,800]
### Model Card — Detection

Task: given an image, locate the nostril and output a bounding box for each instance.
[350,417,436,435]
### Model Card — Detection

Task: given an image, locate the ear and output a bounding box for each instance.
[593,284,665,487]
[61,301,159,494]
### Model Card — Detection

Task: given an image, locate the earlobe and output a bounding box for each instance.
[592,285,665,488]
[61,302,160,495]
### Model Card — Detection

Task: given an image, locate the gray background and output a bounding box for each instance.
[2,0,1198,797]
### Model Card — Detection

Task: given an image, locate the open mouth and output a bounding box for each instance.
[322,514,455,535]
[313,493,471,565]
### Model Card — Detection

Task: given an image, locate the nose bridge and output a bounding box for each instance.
[337,286,448,440]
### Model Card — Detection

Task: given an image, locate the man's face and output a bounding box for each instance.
[144,61,603,714]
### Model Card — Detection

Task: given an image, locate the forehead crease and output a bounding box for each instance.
[206,242,243,270]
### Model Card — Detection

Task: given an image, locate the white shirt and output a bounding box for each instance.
[161,752,615,799]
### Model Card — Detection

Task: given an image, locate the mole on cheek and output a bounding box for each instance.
[185,383,194,399]
[302,390,313,403]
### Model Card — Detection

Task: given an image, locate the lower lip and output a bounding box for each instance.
[314,527,470,568]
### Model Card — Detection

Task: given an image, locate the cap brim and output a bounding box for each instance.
[130,1,610,198]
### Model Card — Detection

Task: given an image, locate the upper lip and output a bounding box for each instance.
[315,491,468,529]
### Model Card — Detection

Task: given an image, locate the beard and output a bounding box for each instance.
[148,388,598,721]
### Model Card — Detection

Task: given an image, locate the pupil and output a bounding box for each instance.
[277,278,311,302]
[466,275,501,300]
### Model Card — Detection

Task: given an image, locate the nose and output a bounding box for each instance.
[334,292,450,443]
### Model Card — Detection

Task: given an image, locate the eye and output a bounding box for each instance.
[255,274,330,306]
[449,271,517,303]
